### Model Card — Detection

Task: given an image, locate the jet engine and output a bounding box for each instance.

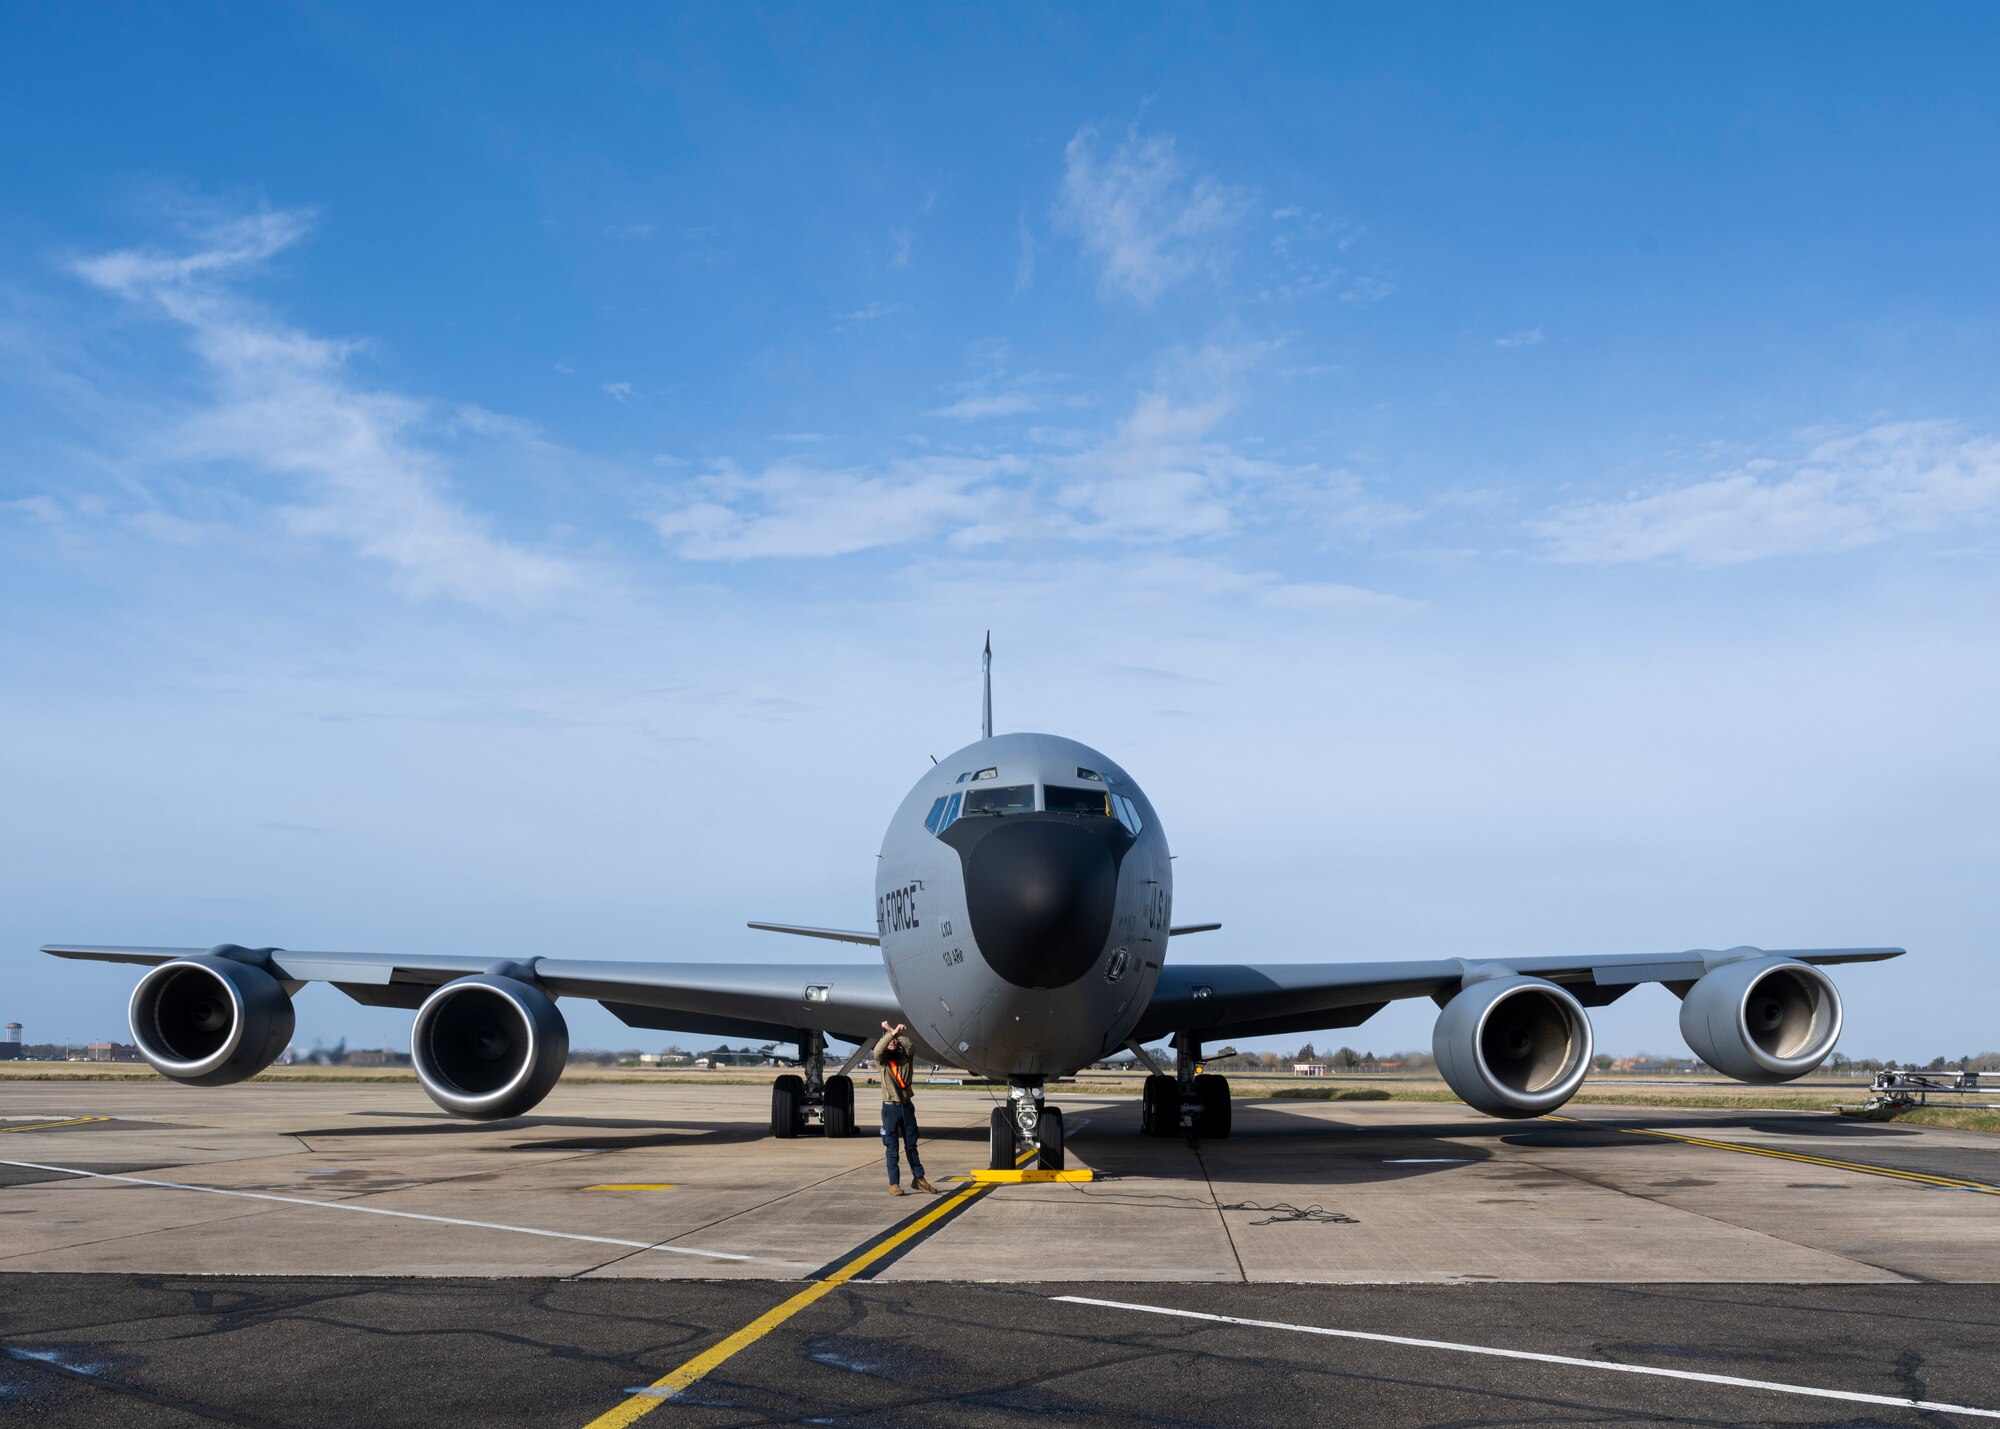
[410,974,568,1120]
[1434,975,1593,1118]
[1678,956,1841,1083]
[129,953,295,1086]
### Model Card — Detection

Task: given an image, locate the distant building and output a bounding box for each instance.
[4,1022,20,1044]
[84,1042,141,1062]
[1609,1055,1700,1074]
[1293,1063,1329,1077]
[343,1049,407,1068]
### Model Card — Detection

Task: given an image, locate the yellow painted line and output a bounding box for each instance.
[582,1184,675,1192]
[582,1142,1038,1427]
[1549,1115,2000,1195]
[970,1168,1095,1183]
[0,1117,106,1135]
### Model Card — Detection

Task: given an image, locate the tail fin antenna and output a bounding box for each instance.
[982,632,993,741]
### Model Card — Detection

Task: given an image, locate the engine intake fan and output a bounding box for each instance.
[1434,975,1593,1118]
[129,952,295,1086]
[1679,956,1840,1083]
[411,974,568,1120]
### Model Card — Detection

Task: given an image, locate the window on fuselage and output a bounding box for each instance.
[1043,784,1112,818]
[1112,793,1144,836]
[924,796,949,833]
[961,783,1033,816]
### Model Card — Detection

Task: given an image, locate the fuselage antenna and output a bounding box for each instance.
[982,631,993,741]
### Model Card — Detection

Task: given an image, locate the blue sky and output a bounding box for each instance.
[4,4,1998,1059]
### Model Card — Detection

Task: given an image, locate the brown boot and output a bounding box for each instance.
[887,1183,905,1196]
[911,1177,938,1194]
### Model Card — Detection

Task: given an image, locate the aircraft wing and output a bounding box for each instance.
[41,945,900,1047]
[1129,945,1905,1044]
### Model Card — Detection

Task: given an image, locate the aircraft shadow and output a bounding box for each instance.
[291,1117,771,1150]
[964,1099,1504,1188]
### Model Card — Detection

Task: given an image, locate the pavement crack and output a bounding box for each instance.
[1190,1141,1248,1283]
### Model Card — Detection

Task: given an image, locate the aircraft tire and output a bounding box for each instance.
[1142,1075,1177,1137]
[771,1074,804,1138]
[1195,1073,1232,1138]
[988,1106,1016,1170]
[1037,1106,1065,1170]
[823,1074,856,1137]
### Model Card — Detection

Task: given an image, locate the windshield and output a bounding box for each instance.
[1043,785,1112,817]
[961,783,1034,816]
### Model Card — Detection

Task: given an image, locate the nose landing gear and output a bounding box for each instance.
[989,1078,1065,1170]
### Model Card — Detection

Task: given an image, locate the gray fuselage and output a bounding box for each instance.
[873,732,1171,1080]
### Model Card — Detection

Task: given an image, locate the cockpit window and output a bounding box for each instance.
[1044,784,1112,817]
[923,796,949,833]
[1112,793,1144,836]
[1075,767,1105,782]
[956,767,1000,784]
[961,783,1033,816]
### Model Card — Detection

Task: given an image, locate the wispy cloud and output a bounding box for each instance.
[600,381,635,402]
[1251,203,1378,307]
[770,431,829,444]
[650,345,1410,559]
[648,455,1019,559]
[932,392,1045,421]
[1495,328,1544,348]
[66,207,576,608]
[1338,274,1395,307]
[834,301,902,324]
[1535,422,2000,564]
[601,222,655,240]
[1044,359,1407,546]
[1055,124,1249,303]
[931,368,1084,422]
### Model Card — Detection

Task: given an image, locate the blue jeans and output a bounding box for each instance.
[881,1103,925,1184]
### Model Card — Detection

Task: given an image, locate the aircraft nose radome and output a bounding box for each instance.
[959,819,1118,989]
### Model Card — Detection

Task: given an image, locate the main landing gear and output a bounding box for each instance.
[1140,1032,1231,1138]
[989,1077,1066,1171]
[771,1030,860,1139]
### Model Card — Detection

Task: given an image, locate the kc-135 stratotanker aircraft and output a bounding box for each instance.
[46,639,1903,1172]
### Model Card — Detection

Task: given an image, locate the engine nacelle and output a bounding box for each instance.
[129,953,295,1086]
[411,974,568,1120]
[1434,976,1593,1118]
[1679,956,1841,1083]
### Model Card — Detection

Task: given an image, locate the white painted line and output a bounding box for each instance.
[1383,1158,1467,1164]
[0,1157,787,1266]
[1052,1296,2000,1420]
